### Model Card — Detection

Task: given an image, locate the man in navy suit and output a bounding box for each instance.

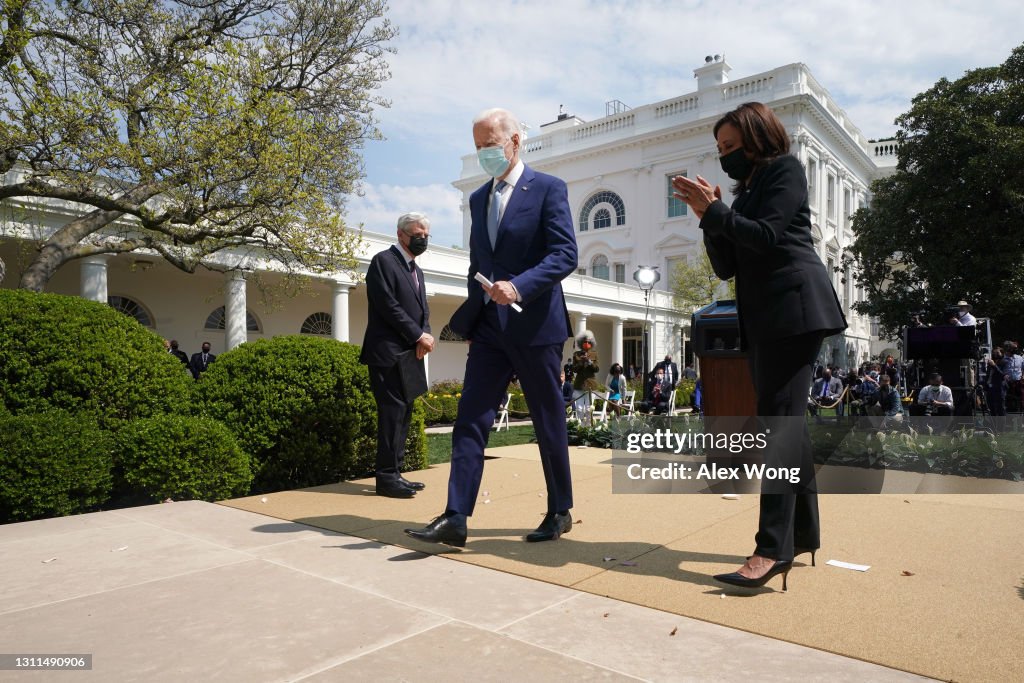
[360,212,434,498]
[406,108,577,547]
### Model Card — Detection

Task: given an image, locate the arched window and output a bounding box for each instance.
[205,306,262,332]
[107,296,154,328]
[579,191,626,231]
[301,312,332,336]
[591,254,610,280]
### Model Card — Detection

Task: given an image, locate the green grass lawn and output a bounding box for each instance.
[426,425,537,465]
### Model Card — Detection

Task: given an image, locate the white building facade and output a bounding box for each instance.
[454,58,899,371]
[2,58,899,380]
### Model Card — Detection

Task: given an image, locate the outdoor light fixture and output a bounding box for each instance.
[633,265,660,290]
[632,265,661,397]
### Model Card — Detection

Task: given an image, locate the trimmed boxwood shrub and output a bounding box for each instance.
[196,336,427,493]
[116,414,252,502]
[0,411,113,522]
[0,289,193,425]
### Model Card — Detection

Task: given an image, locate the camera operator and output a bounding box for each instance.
[954,300,976,327]
[917,373,954,417]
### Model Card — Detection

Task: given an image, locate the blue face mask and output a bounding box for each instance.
[477,143,510,177]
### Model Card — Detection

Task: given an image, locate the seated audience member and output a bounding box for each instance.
[807,367,844,420]
[871,373,905,428]
[917,373,954,416]
[647,368,672,415]
[605,363,626,416]
[560,371,574,410]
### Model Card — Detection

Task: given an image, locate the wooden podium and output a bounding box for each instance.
[700,355,756,416]
[691,300,757,417]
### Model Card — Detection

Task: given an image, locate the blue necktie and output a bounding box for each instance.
[487,180,507,249]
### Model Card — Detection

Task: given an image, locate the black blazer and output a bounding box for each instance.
[189,351,215,378]
[359,245,430,367]
[701,155,846,348]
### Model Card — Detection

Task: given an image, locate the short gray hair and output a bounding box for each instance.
[473,108,522,140]
[397,212,430,234]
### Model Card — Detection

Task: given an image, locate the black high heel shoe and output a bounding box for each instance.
[714,560,793,591]
[794,547,817,567]
[746,548,817,567]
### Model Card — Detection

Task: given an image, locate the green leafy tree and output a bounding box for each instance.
[669,246,735,316]
[0,0,396,291]
[847,43,1024,340]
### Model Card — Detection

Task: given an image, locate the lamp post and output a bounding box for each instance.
[633,265,660,401]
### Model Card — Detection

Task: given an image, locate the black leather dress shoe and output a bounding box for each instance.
[404,515,467,547]
[525,511,572,542]
[376,480,416,499]
[399,477,425,491]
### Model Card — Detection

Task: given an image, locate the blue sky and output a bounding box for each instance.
[345,0,1023,249]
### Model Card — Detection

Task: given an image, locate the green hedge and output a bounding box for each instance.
[0,411,113,522]
[421,380,528,424]
[196,336,426,492]
[116,414,252,502]
[0,289,193,425]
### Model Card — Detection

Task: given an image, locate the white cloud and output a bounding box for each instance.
[344,182,465,249]
[353,1,1022,247]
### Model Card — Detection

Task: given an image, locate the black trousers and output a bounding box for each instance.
[747,331,824,561]
[368,362,413,482]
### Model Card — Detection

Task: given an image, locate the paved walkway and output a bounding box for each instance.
[1,499,930,682]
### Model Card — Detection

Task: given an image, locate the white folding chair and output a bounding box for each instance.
[494,392,511,431]
[666,389,678,417]
[593,391,611,423]
[623,390,636,414]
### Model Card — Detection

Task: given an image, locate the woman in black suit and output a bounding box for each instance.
[672,102,846,591]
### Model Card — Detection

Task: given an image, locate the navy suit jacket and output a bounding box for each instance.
[449,165,577,346]
[701,155,846,348]
[360,245,430,367]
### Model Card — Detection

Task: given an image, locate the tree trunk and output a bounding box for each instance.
[19,242,76,292]
[0,256,5,284]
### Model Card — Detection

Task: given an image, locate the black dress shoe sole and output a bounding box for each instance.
[525,521,572,543]
[376,488,416,499]
[403,530,466,548]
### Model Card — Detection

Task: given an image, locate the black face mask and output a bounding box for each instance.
[719,147,755,181]
[407,235,428,256]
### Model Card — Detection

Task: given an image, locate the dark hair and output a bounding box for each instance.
[713,102,791,193]
[611,363,623,375]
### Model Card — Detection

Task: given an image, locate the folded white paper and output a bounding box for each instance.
[474,272,523,312]
[826,559,870,572]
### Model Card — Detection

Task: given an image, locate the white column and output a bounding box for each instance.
[331,281,351,342]
[673,323,682,359]
[612,317,624,367]
[648,319,658,368]
[576,313,589,337]
[225,270,247,350]
[80,255,111,303]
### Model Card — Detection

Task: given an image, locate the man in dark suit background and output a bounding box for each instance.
[405,108,577,547]
[360,212,434,498]
[167,339,189,365]
[189,341,215,379]
[654,354,679,388]
[807,367,844,420]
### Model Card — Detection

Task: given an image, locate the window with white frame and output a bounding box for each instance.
[591,254,610,280]
[613,263,626,283]
[579,191,626,231]
[666,173,687,218]
[843,187,852,229]
[807,158,818,208]
[827,174,836,221]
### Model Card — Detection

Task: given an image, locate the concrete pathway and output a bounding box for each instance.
[0,500,930,682]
